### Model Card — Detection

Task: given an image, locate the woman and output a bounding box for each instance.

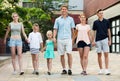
[4,12,27,75]
[74,13,92,75]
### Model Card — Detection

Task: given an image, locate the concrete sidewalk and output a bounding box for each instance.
[0,50,120,81]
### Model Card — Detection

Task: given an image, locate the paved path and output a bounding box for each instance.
[0,50,120,81]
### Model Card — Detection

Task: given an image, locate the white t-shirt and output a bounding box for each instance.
[28,32,43,49]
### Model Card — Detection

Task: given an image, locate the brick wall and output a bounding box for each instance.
[84,0,120,17]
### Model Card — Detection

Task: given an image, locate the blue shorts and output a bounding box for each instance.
[9,38,22,47]
[96,38,109,53]
[77,41,91,48]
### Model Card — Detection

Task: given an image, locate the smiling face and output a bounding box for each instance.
[46,31,53,39]
[12,13,19,22]
[61,6,68,16]
[79,14,87,23]
[32,23,39,32]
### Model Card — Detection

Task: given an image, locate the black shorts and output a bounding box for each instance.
[77,41,91,48]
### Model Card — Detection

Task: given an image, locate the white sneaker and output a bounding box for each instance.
[105,69,111,75]
[98,69,104,75]
[12,71,17,75]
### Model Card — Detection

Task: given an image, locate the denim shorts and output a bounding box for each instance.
[77,41,91,48]
[96,38,109,53]
[9,38,22,47]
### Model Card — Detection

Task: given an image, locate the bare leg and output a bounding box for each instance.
[98,53,103,69]
[78,48,84,70]
[104,52,109,69]
[35,54,39,71]
[47,59,52,72]
[31,54,35,70]
[83,47,90,71]
[67,53,72,69]
[17,46,23,72]
[61,55,66,69]
[10,46,17,71]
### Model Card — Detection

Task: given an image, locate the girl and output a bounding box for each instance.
[73,13,92,75]
[28,23,43,75]
[4,12,27,75]
[41,30,55,75]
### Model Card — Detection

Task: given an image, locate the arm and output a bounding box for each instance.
[88,30,92,43]
[53,28,57,42]
[4,26,10,44]
[91,30,96,46]
[108,28,111,46]
[21,24,27,40]
[72,29,77,45]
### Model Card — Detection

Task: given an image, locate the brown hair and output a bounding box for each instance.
[60,5,68,10]
[96,9,103,13]
[33,23,39,32]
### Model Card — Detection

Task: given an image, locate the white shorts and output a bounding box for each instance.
[57,39,72,55]
[96,38,109,53]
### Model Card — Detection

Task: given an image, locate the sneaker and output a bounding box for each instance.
[105,69,111,75]
[98,69,104,75]
[61,70,67,74]
[81,71,84,75]
[47,72,51,75]
[68,70,72,75]
[19,72,24,75]
[81,71,87,75]
[12,71,17,75]
[35,72,39,75]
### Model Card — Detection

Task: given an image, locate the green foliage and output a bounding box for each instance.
[0,0,56,40]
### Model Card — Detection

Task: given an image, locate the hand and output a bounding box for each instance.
[92,42,96,47]
[108,40,111,46]
[41,49,44,53]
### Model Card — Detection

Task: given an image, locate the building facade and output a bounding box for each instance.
[84,0,120,53]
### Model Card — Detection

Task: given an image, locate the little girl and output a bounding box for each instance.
[28,23,43,75]
[41,30,55,75]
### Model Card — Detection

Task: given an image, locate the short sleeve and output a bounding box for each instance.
[53,19,58,29]
[87,25,91,31]
[76,24,78,30]
[92,21,96,30]
[28,33,31,42]
[71,18,75,28]
[107,20,110,29]
[39,33,43,43]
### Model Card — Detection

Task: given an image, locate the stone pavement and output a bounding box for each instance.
[0,50,120,81]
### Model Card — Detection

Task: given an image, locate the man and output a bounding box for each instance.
[53,5,75,75]
[92,9,111,75]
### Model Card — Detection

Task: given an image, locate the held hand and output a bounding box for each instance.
[25,39,29,43]
[92,42,96,47]
[41,49,44,53]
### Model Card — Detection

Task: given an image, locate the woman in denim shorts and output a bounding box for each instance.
[4,12,27,75]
